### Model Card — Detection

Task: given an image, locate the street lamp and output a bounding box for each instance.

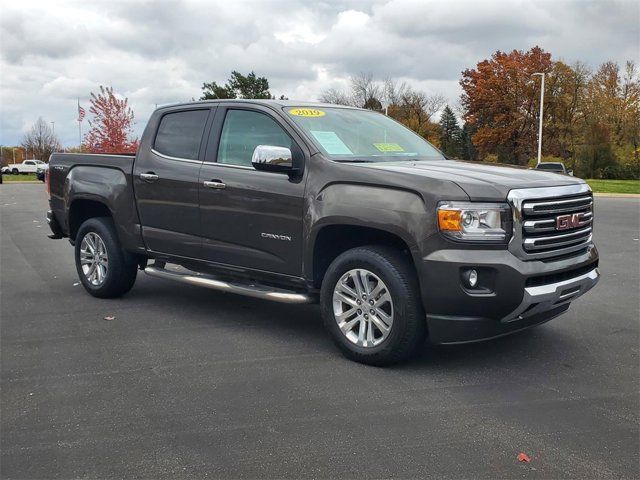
[532,72,545,166]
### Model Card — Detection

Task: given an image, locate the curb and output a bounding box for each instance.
[593,193,640,198]
[0,181,43,185]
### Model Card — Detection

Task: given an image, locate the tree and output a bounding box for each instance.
[21,117,61,161]
[320,74,445,144]
[439,106,461,158]
[200,71,274,100]
[458,123,477,161]
[460,46,553,165]
[83,86,138,153]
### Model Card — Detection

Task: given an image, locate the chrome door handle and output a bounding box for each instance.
[203,180,226,189]
[140,173,159,183]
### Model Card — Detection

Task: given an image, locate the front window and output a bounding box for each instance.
[285,106,445,162]
[217,109,293,167]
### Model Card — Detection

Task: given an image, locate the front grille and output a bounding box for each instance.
[508,185,594,260]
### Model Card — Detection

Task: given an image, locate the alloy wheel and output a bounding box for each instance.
[332,268,394,347]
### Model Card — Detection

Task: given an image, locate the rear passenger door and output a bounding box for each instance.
[198,105,307,276]
[134,107,213,258]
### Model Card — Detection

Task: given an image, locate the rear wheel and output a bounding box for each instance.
[320,245,426,366]
[12,168,18,175]
[75,217,137,298]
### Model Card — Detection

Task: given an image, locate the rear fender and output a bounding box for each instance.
[64,166,144,252]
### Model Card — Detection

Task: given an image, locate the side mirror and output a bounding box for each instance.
[252,145,297,174]
[567,169,574,176]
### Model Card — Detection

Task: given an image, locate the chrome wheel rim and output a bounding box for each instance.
[332,268,394,347]
[80,232,108,286]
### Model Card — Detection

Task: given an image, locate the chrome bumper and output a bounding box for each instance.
[505,267,600,322]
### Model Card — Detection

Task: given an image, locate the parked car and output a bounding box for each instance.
[46,100,599,365]
[535,161,573,175]
[6,159,46,174]
[36,163,49,182]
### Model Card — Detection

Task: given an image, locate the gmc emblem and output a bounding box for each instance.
[556,213,584,230]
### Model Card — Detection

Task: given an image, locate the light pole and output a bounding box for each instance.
[532,72,545,165]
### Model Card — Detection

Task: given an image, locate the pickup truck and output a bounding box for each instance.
[535,161,573,176]
[4,159,46,174]
[47,100,599,365]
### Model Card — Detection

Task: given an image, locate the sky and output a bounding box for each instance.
[0,0,638,147]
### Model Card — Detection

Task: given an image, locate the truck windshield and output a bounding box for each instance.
[284,106,445,162]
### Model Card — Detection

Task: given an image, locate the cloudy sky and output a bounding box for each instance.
[1,0,638,147]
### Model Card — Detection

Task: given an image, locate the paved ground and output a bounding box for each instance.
[1,184,638,479]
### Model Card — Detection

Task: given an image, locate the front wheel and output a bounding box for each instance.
[12,168,19,175]
[320,245,426,366]
[75,217,138,298]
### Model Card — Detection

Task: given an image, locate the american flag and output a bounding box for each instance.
[77,101,85,122]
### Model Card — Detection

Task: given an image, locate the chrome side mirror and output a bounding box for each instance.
[252,145,293,173]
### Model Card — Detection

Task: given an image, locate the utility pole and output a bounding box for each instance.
[532,72,545,165]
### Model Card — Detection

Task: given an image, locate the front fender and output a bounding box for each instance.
[304,183,432,277]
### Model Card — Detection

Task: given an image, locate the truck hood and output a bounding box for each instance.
[359,160,585,200]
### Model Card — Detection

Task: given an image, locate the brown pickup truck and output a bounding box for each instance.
[47,100,599,365]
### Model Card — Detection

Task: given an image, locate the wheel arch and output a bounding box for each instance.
[309,223,419,289]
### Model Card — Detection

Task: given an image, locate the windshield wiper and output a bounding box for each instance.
[335,159,372,163]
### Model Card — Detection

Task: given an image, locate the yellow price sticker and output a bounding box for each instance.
[289,108,325,117]
[373,143,404,152]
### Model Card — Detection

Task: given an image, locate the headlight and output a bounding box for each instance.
[437,202,512,243]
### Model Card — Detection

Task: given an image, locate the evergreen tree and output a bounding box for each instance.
[439,105,461,158]
[459,123,477,160]
[201,71,274,100]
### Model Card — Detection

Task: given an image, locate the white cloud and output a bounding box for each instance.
[0,0,638,146]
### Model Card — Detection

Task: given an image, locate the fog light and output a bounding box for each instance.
[466,269,478,288]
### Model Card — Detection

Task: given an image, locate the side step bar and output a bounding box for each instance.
[144,264,316,304]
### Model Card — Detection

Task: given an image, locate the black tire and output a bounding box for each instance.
[75,217,138,298]
[320,245,426,366]
[12,168,19,175]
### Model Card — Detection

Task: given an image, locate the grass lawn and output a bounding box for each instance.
[2,173,39,182]
[586,179,640,194]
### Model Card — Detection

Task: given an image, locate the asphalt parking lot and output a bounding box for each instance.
[1,183,638,479]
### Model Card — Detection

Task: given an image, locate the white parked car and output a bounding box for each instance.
[5,159,46,174]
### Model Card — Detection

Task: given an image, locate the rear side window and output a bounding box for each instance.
[217,110,292,167]
[154,110,209,160]
[536,163,563,170]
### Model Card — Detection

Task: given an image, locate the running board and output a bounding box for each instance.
[144,264,316,304]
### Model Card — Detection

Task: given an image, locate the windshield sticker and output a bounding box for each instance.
[311,131,353,155]
[289,108,325,117]
[373,143,404,152]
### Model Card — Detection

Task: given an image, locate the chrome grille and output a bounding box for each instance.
[508,184,594,260]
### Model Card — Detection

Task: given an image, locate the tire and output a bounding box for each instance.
[12,168,18,175]
[320,245,426,366]
[75,217,138,298]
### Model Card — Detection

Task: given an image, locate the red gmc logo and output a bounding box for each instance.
[556,213,584,230]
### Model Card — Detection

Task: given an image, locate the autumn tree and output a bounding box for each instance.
[83,86,138,153]
[21,117,61,161]
[201,71,276,100]
[460,46,553,165]
[320,74,445,144]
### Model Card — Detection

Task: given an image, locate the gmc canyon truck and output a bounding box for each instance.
[47,100,599,365]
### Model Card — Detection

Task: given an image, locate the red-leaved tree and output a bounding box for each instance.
[83,86,139,153]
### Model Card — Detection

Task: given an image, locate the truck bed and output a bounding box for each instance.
[49,152,136,172]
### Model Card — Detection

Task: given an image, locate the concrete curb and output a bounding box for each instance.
[593,192,640,198]
[1,181,43,185]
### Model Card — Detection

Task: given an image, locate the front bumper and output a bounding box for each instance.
[418,245,600,344]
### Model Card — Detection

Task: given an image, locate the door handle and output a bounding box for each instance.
[203,180,226,190]
[140,172,159,183]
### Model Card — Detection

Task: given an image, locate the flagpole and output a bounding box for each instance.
[77,98,82,150]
